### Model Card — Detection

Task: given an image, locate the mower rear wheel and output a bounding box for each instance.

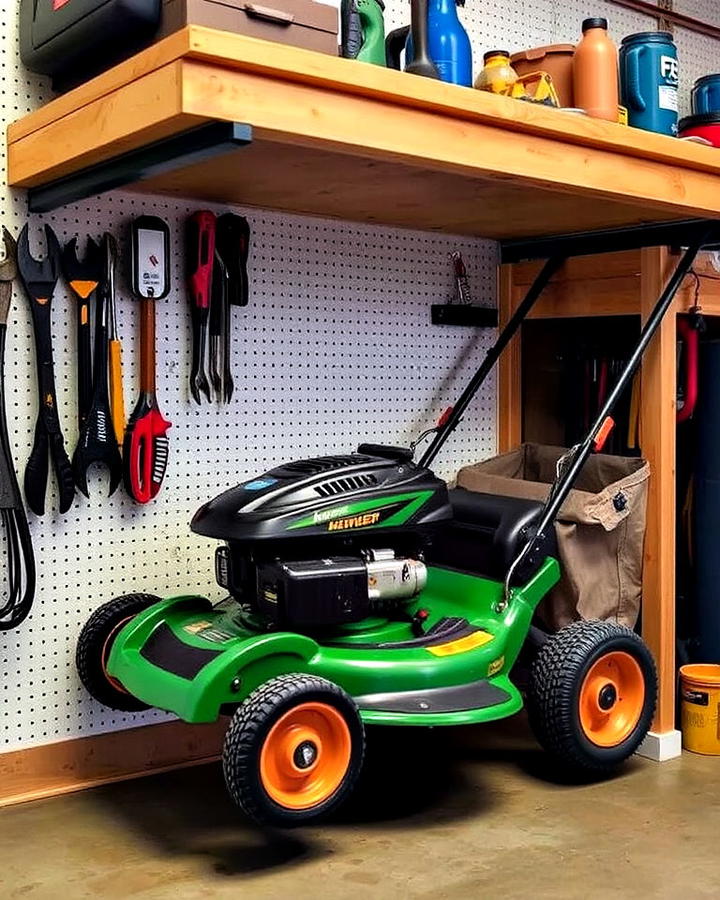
[76,593,161,712]
[223,674,365,827]
[527,620,657,773]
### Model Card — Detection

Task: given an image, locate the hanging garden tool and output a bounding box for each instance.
[17,224,75,516]
[124,216,171,503]
[62,236,103,429]
[72,233,122,498]
[213,213,251,403]
[0,228,36,630]
[105,233,125,450]
[185,210,215,405]
[209,249,232,404]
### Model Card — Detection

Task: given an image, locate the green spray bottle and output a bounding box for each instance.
[341,0,386,67]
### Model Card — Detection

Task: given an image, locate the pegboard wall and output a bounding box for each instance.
[1,0,720,754]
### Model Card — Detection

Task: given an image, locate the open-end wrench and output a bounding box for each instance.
[72,234,122,498]
[17,225,75,515]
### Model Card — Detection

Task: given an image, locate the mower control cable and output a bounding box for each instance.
[418,255,565,469]
[498,234,709,612]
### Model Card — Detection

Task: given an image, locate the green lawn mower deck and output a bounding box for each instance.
[104,559,559,727]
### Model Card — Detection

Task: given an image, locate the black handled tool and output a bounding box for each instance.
[216,213,250,308]
[72,233,122,498]
[209,250,232,403]
[17,224,75,516]
[185,211,215,404]
[0,228,36,629]
[62,237,103,429]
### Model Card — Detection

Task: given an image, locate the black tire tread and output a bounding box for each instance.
[527,619,657,773]
[223,673,364,827]
[76,593,161,712]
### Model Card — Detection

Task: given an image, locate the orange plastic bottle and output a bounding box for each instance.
[573,17,619,122]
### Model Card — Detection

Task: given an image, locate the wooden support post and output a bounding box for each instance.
[497,264,522,452]
[639,246,677,735]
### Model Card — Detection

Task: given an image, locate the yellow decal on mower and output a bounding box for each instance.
[426,630,493,657]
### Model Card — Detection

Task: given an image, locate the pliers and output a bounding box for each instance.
[185,211,215,404]
[17,225,75,515]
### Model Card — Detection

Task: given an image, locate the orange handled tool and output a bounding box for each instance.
[105,234,125,449]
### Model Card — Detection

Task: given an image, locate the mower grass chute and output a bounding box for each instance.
[77,238,707,827]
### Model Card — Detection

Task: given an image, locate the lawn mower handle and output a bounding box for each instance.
[501,235,709,608]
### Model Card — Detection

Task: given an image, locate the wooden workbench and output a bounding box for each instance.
[6,28,720,791]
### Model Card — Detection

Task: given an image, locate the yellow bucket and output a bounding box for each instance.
[680,664,720,755]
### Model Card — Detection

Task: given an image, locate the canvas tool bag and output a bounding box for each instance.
[456,443,650,629]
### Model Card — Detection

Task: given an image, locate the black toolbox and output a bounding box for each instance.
[20,0,162,91]
[20,0,339,93]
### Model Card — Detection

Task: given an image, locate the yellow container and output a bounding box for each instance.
[680,664,720,755]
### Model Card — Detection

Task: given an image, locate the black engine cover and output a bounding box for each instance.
[191,451,452,543]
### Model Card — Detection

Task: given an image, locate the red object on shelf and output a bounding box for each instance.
[679,113,720,147]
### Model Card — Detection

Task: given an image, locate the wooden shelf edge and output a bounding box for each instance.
[10,25,720,181]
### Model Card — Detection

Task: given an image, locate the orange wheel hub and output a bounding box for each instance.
[260,702,352,810]
[101,616,134,694]
[579,650,645,747]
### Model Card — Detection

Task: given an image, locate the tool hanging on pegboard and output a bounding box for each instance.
[72,233,123,498]
[124,215,172,504]
[185,211,250,405]
[62,236,103,430]
[106,233,126,451]
[0,228,36,630]
[17,224,75,516]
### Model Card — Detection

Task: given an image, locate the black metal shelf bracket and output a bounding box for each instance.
[501,218,720,264]
[27,122,253,214]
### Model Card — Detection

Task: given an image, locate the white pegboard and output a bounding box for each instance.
[1,0,720,755]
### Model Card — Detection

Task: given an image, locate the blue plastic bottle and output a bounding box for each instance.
[405,0,472,87]
[619,31,678,136]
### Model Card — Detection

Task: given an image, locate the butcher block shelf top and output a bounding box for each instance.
[8,26,720,239]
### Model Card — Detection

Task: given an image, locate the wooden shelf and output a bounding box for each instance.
[8,26,720,237]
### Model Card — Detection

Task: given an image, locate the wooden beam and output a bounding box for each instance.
[639,247,677,734]
[0,720,226,808]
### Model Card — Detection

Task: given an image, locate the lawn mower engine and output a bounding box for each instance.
[191,446,452,630]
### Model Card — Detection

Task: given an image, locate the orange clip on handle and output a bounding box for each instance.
[593,416,615,453]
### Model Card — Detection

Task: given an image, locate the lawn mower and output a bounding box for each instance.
[77,237,707,827]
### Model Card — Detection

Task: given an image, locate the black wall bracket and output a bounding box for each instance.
[501,218,720,263]
[27,121,253,214]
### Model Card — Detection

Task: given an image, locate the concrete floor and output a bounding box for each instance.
[1,718,718,900]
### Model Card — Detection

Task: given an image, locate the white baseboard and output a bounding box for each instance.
[636,729,682,762]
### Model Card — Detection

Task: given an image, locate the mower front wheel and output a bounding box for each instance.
[527,620,657,773]
[76,593,161,712]
[223,674,365,827]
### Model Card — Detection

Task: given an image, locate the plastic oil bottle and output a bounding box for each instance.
[405,0,473,87]
[573,17,619,121]
[474,50,518,94]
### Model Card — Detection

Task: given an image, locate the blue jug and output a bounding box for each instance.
[405,0,472,87]
[692,74,720,115]
[619,31,678,136]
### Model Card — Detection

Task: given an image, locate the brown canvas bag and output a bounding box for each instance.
[456,444,650,629]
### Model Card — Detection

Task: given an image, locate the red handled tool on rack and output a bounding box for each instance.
[123,216,172,503]
[185,211,215,405]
